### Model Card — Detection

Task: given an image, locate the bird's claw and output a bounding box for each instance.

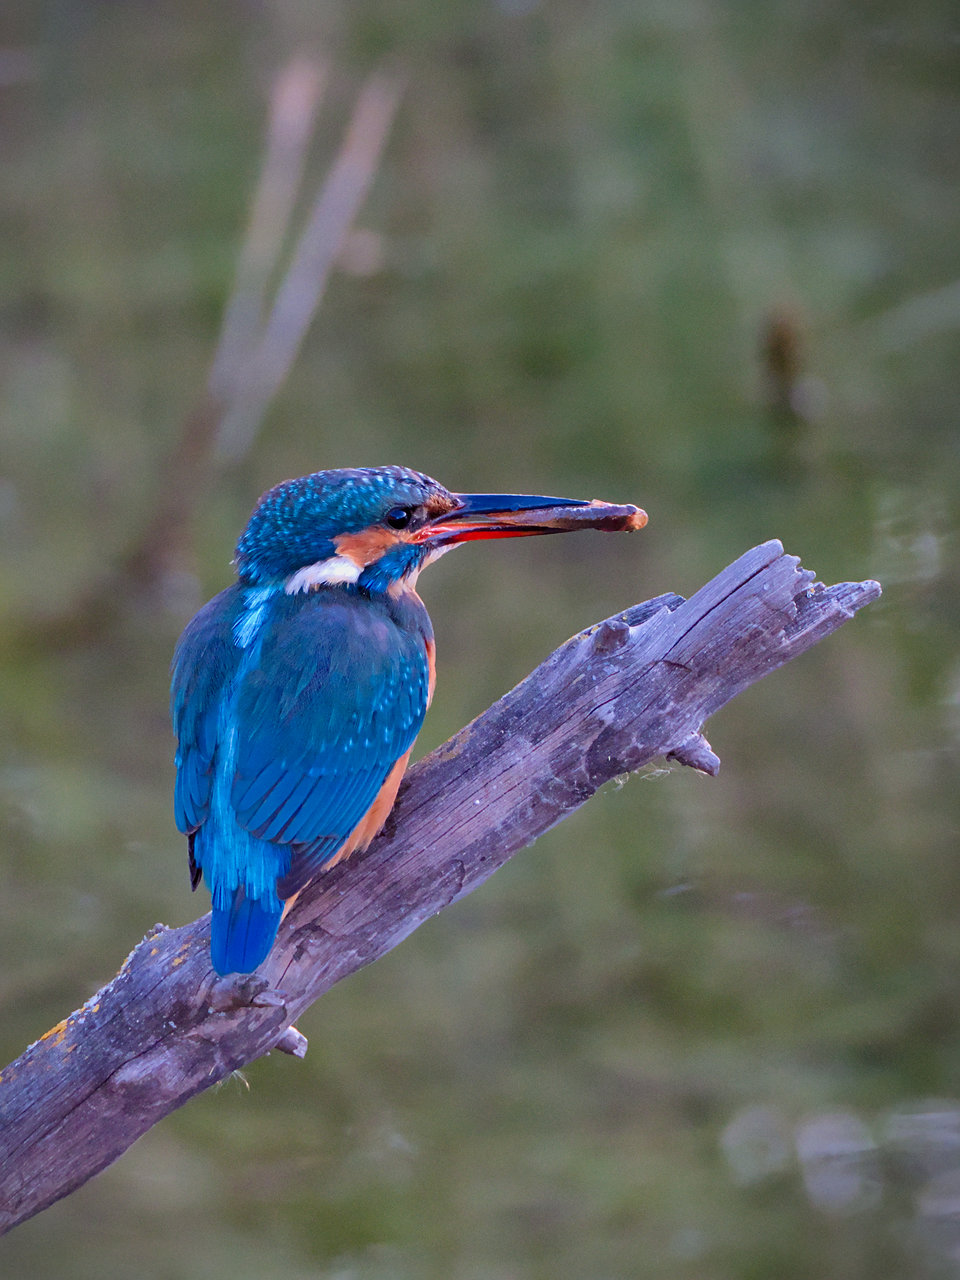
[207,972,288,1012]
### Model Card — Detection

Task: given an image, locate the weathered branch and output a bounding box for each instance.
[0,542,880,1233]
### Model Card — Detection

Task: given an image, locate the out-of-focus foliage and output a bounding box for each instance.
[1,1,959,1276]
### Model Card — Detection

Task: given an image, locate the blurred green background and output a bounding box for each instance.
[2,1,959,1276]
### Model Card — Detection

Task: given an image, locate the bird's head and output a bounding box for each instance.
[235,465,646,596]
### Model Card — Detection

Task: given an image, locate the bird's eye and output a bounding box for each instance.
[384,505,414,530]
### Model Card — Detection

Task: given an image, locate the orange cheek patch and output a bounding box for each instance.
[334,527,407,567]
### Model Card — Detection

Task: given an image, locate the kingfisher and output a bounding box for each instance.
[171,465,645,975]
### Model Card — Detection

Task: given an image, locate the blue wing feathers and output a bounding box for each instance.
[172,585,431,974]
[170,586,242,834]
[233,757,287,814]
[230,595,428,844]
[257,772,316,841]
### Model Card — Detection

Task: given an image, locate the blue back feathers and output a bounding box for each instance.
[172,466,439,975]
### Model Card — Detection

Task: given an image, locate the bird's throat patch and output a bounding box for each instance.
[284,555,361,594]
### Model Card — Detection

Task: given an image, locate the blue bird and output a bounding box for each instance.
[171,466,645,975]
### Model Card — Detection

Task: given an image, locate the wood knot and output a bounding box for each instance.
[592,617,631,653]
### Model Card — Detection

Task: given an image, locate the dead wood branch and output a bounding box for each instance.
[0,542,880,1233]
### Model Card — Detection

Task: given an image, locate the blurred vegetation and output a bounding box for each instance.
[1,0,959,1276]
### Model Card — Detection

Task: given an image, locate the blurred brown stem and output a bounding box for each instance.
[215,70,404,459]
[210,59,327,398]
[7,61,401,648]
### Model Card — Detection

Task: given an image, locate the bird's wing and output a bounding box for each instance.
[170,585,243,837]
[230,592,430,893]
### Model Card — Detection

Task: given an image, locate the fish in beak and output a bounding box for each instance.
[413,492,647,548]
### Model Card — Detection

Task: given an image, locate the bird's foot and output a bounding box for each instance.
[207,972,290,1012]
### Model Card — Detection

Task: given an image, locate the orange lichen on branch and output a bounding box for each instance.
[38,1019,69,1047]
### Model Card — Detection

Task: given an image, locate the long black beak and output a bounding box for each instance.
[412,491,647,547]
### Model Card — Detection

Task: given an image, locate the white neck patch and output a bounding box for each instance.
[285,555,361,595]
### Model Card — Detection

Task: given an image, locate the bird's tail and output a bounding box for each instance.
[211,886,283,976]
